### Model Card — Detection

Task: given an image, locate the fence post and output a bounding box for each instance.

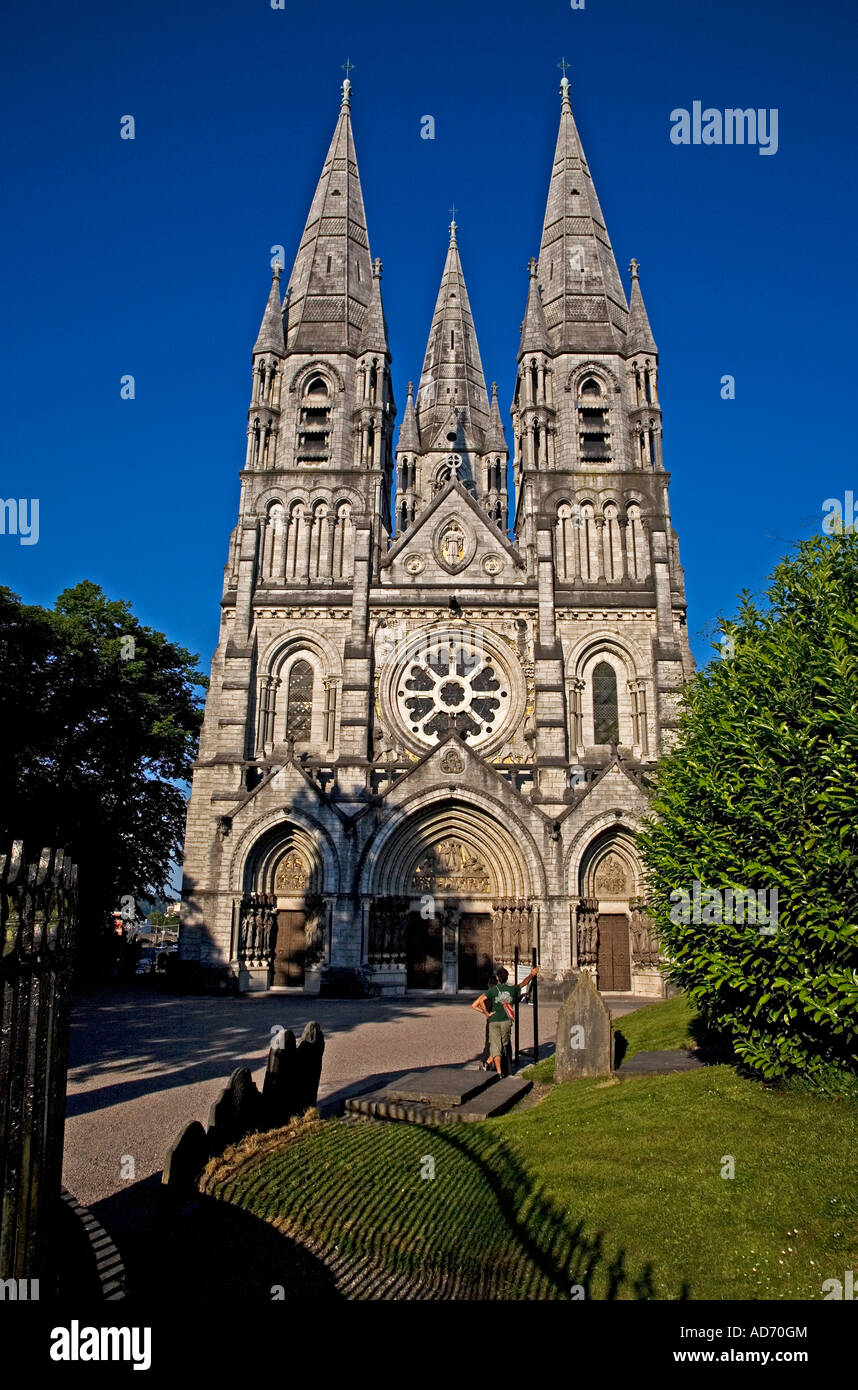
[0,841,77,1286]
[531,944,539,1064]
[513,944,520,1067]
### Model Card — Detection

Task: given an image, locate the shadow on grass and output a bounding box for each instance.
[90,1175,343,1302]
[425,1123,691,1300]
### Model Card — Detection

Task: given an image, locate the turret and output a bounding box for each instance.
[626,258,662,471]
[245,264,285,471]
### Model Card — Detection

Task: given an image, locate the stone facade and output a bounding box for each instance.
[179,75,694,998]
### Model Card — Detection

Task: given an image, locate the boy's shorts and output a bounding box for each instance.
[488,1019,512,1057]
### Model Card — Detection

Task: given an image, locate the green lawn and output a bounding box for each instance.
[201,1059,858,1299]
[524,992,699,1083]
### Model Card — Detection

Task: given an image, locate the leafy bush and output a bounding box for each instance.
[639,533,858,1080]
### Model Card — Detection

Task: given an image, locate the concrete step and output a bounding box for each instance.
[344,1074,531,1125]
[382,1067,497,1108]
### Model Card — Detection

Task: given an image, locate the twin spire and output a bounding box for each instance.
[253,71,657,424]
[534,69,630,352]
[280,74,382,356]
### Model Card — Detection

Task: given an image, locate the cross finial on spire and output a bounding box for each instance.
[557,56,572,109]
[448,205,458,245]
[629,257,640,279]
[340,58,355,107]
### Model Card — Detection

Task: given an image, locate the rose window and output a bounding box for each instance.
[382,626,524,755]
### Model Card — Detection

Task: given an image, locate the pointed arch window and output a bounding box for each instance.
[577,375,612,462]
[593,662,619,744]
[298,375,331,463]
[286,660,314,742]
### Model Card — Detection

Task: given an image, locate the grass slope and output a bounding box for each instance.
[201,1064,857,1300]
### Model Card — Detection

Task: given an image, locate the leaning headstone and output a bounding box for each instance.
[293,1021,325,1114]
[554,972,613,1081]
[162,1120,209,1198]
[207,1066,261,1154]
[262,1027,298,1127]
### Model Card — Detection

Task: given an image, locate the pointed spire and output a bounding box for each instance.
[359,257,391,355]
[398,381,420,452]
[284,80,373,354]
[536,72,628,352]
[253,263,285,356]
[485,382,506,449]
[415,219,491,447]
[626,258,658,356]
[519,257,549,356]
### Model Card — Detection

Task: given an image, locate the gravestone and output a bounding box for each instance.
[293,1021,325,1114]
[554,971,613,1080]
[207,1066,262,1155]
[162,1120,209,1198]
[262,1027,298,1126]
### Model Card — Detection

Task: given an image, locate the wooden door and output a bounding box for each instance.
[273,910,306,987]
[597,914,631,992]
[406,911,442,989]
[458,913,494,990]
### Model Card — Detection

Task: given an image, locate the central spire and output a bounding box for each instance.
[536,73,628,352]
[283,79,373,354]
[415,218,491,447]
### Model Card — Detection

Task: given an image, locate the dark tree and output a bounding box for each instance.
[0,582,206,967]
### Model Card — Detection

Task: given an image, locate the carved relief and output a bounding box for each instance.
[412,839,491,893]
[594,852,628,898]
[274,850,309,893]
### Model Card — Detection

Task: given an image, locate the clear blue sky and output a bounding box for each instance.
[2,0,856,671]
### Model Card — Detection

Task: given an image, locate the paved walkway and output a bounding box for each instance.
[61,982,656,1289]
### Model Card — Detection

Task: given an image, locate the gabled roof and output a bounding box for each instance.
[380,476,525,570]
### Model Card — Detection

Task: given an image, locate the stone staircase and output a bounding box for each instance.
[344,1066,531,1125]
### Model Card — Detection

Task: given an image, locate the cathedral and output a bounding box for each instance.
[178,72,694,999]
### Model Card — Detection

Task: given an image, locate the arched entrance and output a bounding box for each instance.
[577,832,641,993]
[362,801,540,992]
[240,824,328,990]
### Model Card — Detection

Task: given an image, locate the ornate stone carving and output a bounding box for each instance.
[440,523,466,566]
[368,896,409,967]
[439,746,465,774]
[629,898,659,967]
[490,898,532,965]
[238,892,277,964]
[274,850,309,893]
[594,852,628,898]
[412,839,491,893]
[576,896,599,967]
